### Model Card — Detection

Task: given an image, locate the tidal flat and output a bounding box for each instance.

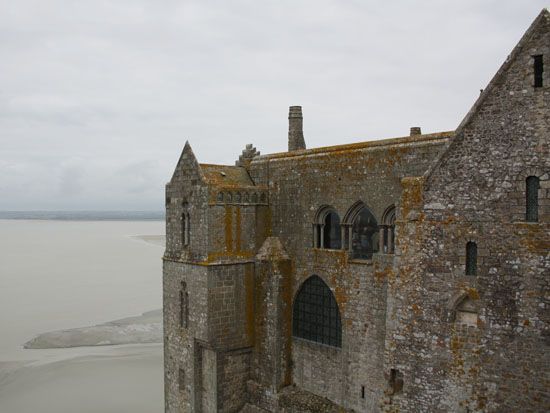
[0,219,165,413]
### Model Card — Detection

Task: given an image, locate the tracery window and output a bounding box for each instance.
[526,176,540,222]
[292,275,342,347]
[351,206,379,259]
[465,242,477,276]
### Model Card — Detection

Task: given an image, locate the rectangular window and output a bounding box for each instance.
[390,369,404,394]
[465,242,477,276]
[526,176,540,222]
[534,55,543,88]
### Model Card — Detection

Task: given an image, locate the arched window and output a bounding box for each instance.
[381,205,396,254]
[323,212,342,249]
[292,275,342,347]
[345,202,379,259]
[313,207,342,249]
[526,176,539,222]
[182,212,190,247]
[465,242,477,276]
[455,296,477,327]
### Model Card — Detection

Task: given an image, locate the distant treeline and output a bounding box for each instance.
[0,211,165,221]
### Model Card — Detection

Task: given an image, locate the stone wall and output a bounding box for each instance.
[163,260,208,413]
[247,134,450,411]
[385,10,550,413]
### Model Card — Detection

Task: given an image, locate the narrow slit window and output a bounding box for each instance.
[181,213,190,247]
[526,176,540,222]
[465,242,477,276]
[180,282,188,328]
[179,368,185,391]
[534,55,543,88]
[181,214,187,246]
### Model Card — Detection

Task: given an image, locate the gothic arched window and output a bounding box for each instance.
[526,176,540,222]
[313,207,342,250]
[381,205,396,254]
[292,275,342,347]
[465,242,477,276]
[323,212,342,249]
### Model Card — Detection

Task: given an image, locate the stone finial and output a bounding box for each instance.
[410,127,422,136]
[288,106,306,151]
[235,143,260,167]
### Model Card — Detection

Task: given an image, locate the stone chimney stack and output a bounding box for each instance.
[288,106,306,151]
[410,127,422,136]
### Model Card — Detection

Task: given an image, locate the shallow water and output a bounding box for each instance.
[0,219,165,413]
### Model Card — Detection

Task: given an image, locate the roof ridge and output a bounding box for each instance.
[253,131,453,162]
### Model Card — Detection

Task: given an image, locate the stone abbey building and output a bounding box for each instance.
[163,9,549,413]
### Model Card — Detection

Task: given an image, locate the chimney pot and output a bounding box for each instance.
[410,127,422,136]
[288,106,306,151]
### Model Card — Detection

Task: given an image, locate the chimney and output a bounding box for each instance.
[288,106,306,151]
[410,127,422,136]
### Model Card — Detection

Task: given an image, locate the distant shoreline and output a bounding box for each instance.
[0,211,165,221]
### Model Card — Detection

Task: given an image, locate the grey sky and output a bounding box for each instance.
[0,0,547,210]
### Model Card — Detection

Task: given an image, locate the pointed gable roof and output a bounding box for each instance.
[169,141,205,184]
[424,8,550,187]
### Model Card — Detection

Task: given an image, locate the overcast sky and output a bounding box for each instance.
[0,1,547,210]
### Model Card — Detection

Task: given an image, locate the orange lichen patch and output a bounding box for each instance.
[400,177,425,219]
[451,335,464,375]
[235,207,242,252]
[374,265,394,284]
[205,250,255,262]
[440,215,456,225]
[225,205,233,252]
[333,284,349,311]
[200,164,253,187]
[252,131,454,162]
[515,223,550,253]
[467,288,480,300]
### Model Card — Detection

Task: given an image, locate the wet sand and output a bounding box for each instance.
[0,220,165,413]
[0,344,163,413]
[25,309,162,349]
